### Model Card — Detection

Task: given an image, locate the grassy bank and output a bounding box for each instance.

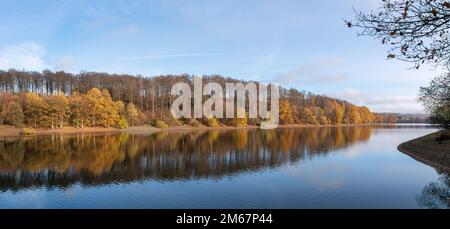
[398,130,450,172]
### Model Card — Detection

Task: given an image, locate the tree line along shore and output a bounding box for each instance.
[0,69,399,132]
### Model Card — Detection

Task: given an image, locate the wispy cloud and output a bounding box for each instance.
[330,88,424,114]
[119,52,229,61]
[272,57,350,86]
[244,46,283,81]
[54,55,75,71]
[0,42,47,70]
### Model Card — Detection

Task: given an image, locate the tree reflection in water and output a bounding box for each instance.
[416,171,450,209]
[0,127,373,191]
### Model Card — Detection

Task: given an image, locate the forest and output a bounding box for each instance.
[0,69,397,129]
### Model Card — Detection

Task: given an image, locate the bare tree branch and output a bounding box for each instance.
[347,0,450,69]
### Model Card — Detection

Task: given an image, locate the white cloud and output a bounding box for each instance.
[0,42,47,70]
[55,55,75,71]
[296,162,349,191]
[332,88,363,101]
[342,144,365,158]
[272,57,350,86]
[330,88,425,114]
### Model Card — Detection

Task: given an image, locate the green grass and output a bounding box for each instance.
[398,130,450,171]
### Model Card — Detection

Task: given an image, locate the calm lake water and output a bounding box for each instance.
[0,125,448,209]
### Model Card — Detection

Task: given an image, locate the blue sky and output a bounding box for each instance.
[0,0,443,113]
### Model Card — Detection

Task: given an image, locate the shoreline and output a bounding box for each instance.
[397,130,450,172]
[0,123,430,138]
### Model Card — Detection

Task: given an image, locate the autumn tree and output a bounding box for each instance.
[324,100,336,123]
[322,99,344,125]
[101,89,120,127]
[126,103,139,126]
[359,106,375,124]
[346,105,362,124]
[45,94,69,129]
[23,93,47,128]
[319,115,330,125]
[1,100,24,127]
[69,92,90,128]
[314,107,330,125]
[116,101,126,117]
[85,88,103,127]
[84,88,119,127]
[279,99,295,125]
[0,93,23,127]
[333,102,344,125]
[300,107,319,125]
[117,117,129,129]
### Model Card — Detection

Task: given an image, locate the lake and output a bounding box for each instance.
[0,125,448,209]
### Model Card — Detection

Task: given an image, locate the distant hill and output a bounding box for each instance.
[376,113,430,123]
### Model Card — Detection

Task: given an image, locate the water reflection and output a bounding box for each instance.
[416,171,450,209]
[0,127,373,191]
